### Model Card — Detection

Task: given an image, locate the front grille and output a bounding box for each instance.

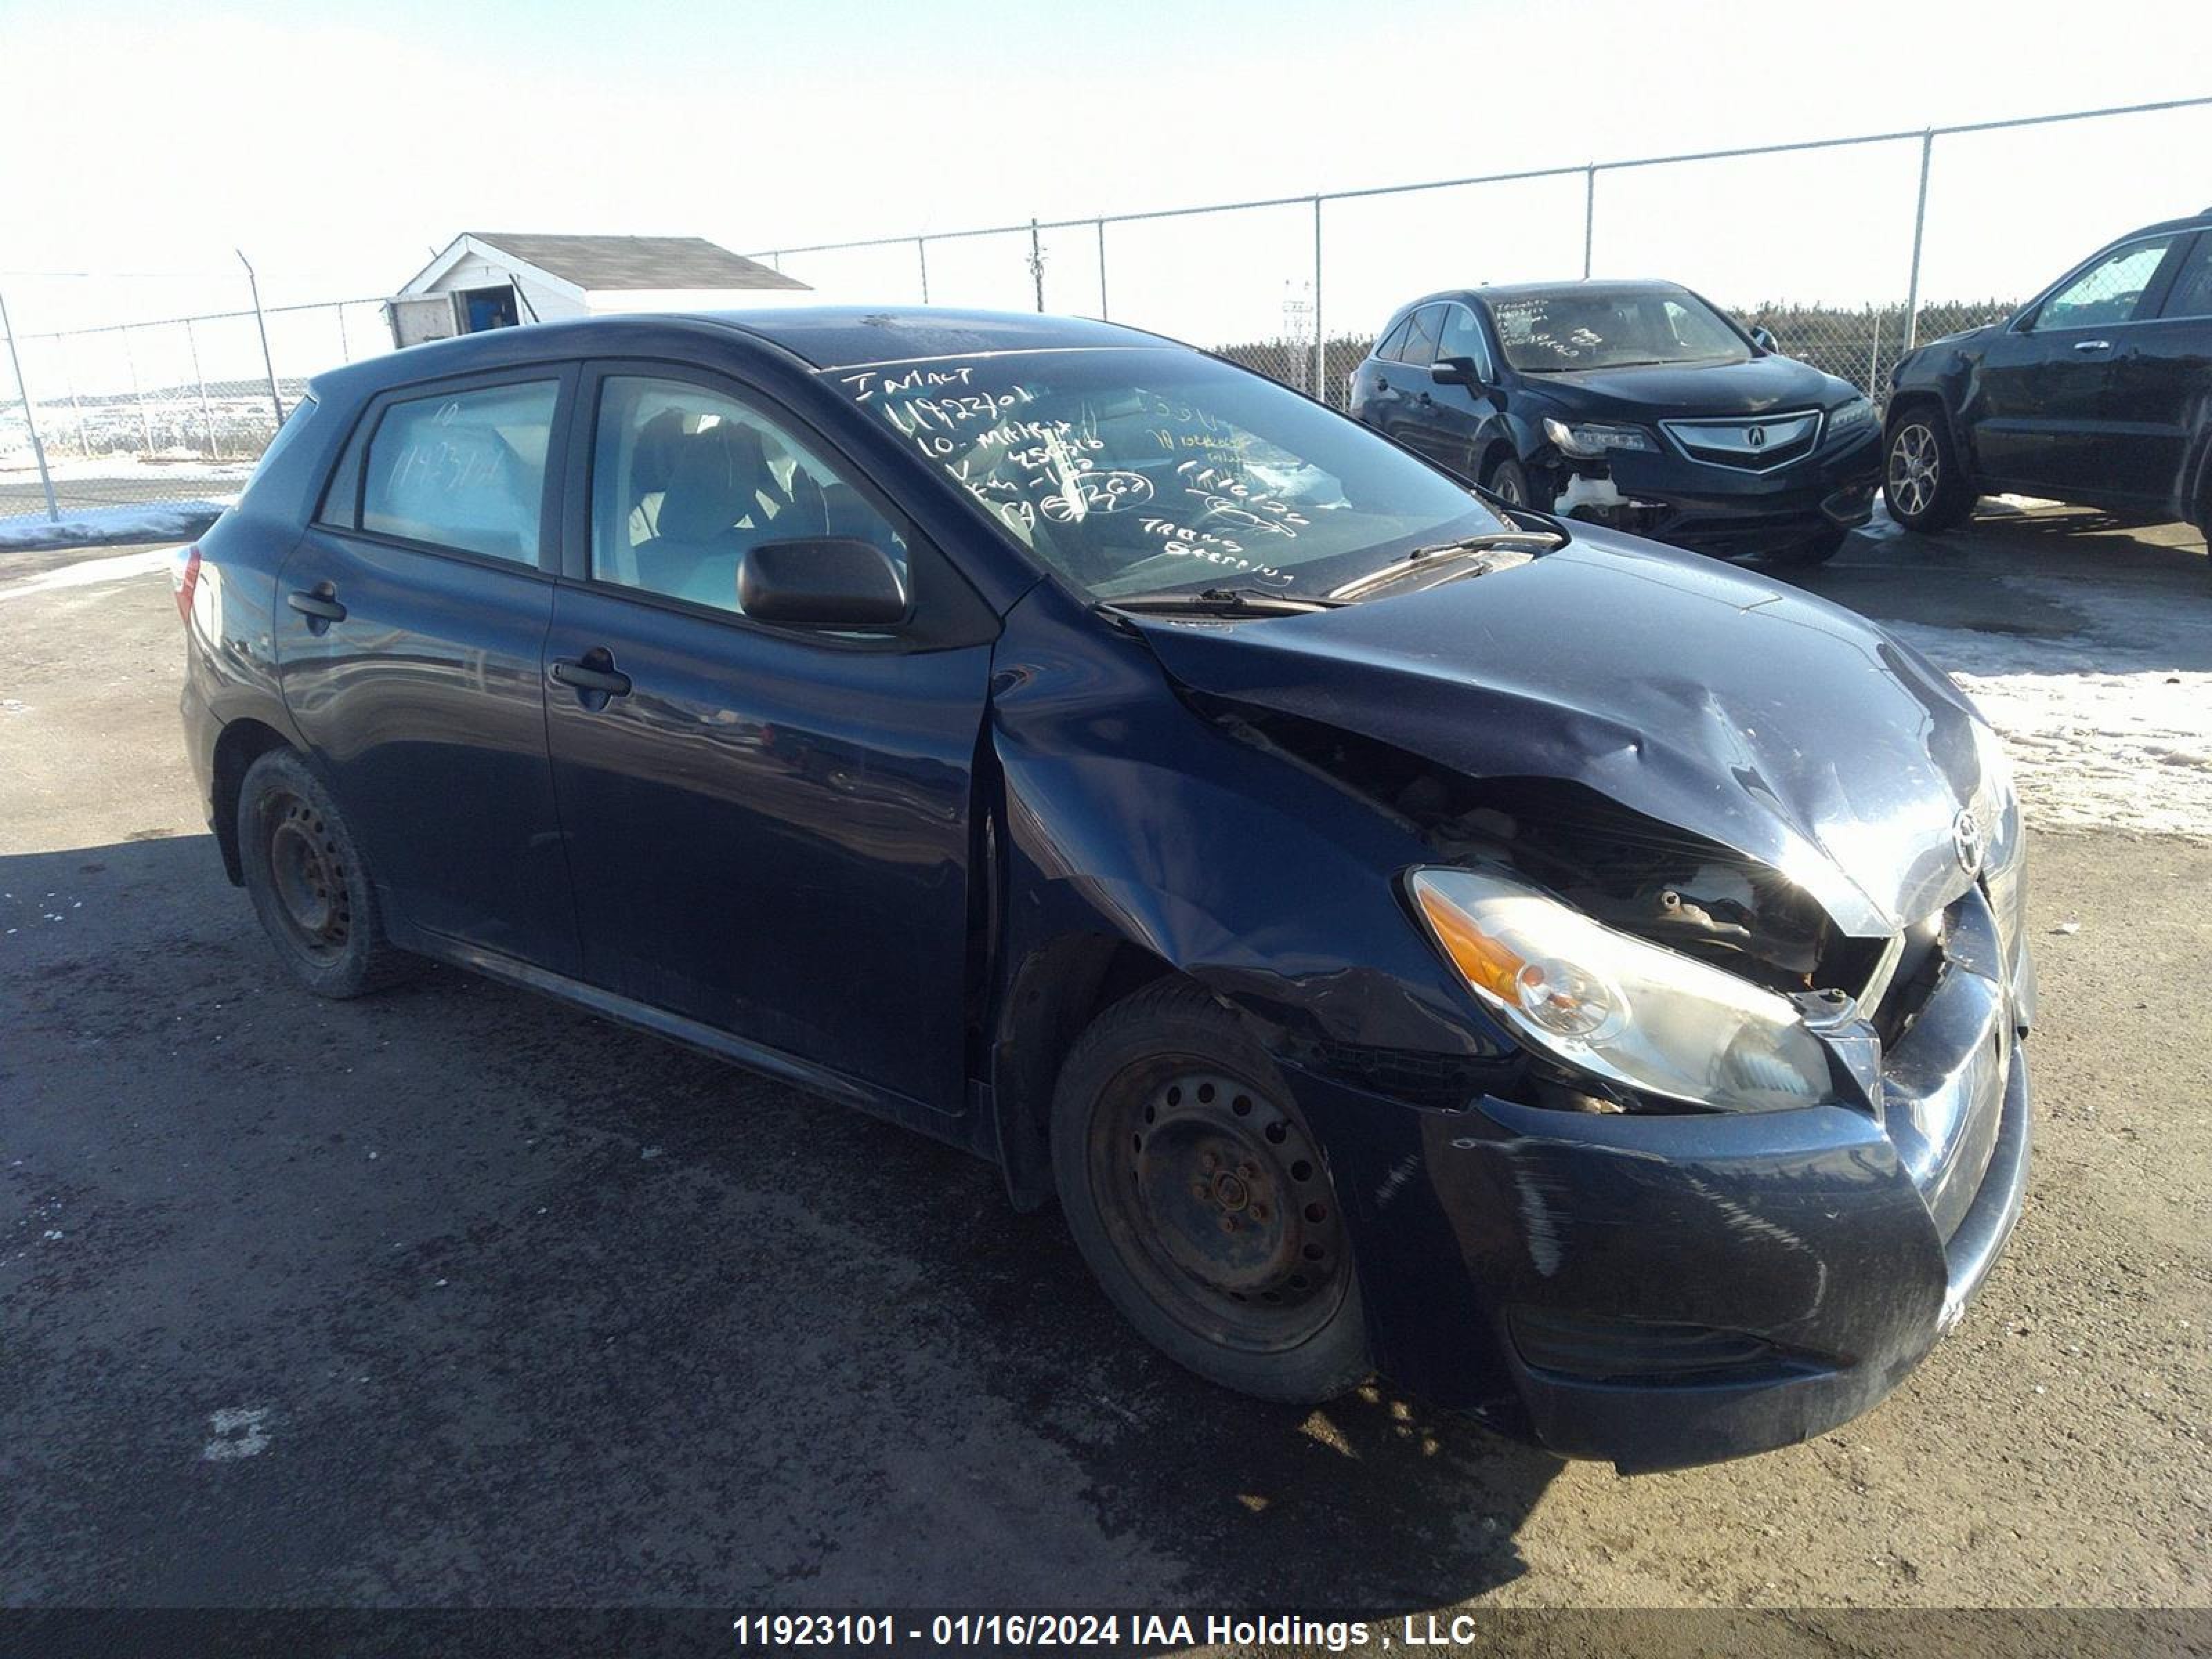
[1878,886,2011,1241]
[1660,409,1823,471]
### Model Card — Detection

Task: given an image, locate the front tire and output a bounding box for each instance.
[1484,456,1532,509]
[1049,980,1371,1404]
[238,749,418,999]
[1884,410,1974,532]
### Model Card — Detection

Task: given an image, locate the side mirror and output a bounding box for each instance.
[1747,326,1779,353]
[1430,354,1487,389]
[738,538,908,627]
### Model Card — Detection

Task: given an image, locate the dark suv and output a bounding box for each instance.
[1348,281,1882,565]
[1884,209,2212,563]
[176,307,2032,1471]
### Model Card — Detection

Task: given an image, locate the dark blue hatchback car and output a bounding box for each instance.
[177,307,2033,1471]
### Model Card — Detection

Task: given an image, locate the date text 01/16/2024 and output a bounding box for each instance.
[729,1613,1389,1649]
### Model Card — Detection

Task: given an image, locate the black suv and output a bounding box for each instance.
[1884,209,2212,563]
[1348,281,1882,565]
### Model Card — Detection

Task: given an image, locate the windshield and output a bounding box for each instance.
[1485,288,1751,373]
[831,348,1507,600]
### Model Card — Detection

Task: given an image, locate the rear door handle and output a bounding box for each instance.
[286,584,346,626]
[2072,339,2111,352]
[549,655,632,698]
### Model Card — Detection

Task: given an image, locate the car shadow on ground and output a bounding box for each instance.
[4,832,1559,1609]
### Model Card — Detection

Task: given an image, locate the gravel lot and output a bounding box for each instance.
[2,509,2206,1623]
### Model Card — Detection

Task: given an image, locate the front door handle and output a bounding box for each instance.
[2072,339,2112,352]
[286,584,346,624]
[549,654,632,698]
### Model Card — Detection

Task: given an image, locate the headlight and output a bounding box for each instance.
[1542,416,1657,459]
[1827,395,1876,435]
[1407,867,1835,1113]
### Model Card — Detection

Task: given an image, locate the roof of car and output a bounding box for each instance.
[308,306,1170,402]
[693,306,1163,368]
[1380,279,1693,320]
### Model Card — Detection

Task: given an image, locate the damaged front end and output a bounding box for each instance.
[1124,545,2032,1468]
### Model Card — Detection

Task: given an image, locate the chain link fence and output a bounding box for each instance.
[1,297,385,535]
[6,95,2209,534]
[756,95,2210,411]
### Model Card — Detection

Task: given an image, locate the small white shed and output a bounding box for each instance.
[387,232,812,346]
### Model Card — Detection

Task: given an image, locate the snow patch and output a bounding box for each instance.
[1890,576,2212,841]
[201,1407,272,1461]
[0,499,232,552]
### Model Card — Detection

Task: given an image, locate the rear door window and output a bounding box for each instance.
[359,380,560,563]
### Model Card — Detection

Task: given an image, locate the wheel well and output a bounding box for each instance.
[991,937,1184,1210]
[1884,391,1950,442]
[1479,440,1518,487]
[209,719,294,885]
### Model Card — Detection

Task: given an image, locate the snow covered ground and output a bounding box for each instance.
[1887,576,2212,841]
[0,498,234,552]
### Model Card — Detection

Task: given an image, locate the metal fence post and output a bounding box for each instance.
[1028,220,1044,312]
[916,237,930,304]
[336,301,353,364]
[186,317,220,461]
[1903,128,1934,353]
[1865,303,1882,397]
[238,249,285,428]
[0,285,60,522]
[1096,219,1109,320]
[1582,163,1597,279]
[1311,196,1326,404]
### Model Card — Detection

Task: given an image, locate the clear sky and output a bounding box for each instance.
[2,0,2210,348]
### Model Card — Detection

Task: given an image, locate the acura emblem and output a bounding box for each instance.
[1951,808,1985,876]
[1745,425,1767,449]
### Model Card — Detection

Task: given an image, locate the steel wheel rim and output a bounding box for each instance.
[1089,1059,1350,1353]
[1888,423,1939,518]
[266,793,351,960]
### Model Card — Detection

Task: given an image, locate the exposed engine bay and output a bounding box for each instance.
[1215,700,1897,1002]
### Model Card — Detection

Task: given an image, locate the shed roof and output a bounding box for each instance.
[460,233,809,292]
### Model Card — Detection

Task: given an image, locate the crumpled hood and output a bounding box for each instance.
[1526,353,1852,420]
[1134,532,1990,937]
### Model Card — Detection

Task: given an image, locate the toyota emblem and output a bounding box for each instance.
[1951,808,1985,876]
[1746,425,1768,449]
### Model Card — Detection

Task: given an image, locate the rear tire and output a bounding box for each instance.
[1049,980,1371,1404]
[1484,456,1532,509]
[1883,409,1974,532]
[237,749,418,999]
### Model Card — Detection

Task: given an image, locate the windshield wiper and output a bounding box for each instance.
[1102,585,1344,618]
[1329,529,1566,600]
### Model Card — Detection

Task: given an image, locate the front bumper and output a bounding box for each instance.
[1549,426,1881,557]
[1286,881,2032,1472]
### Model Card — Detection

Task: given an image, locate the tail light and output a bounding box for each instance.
[172,544,203,623]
